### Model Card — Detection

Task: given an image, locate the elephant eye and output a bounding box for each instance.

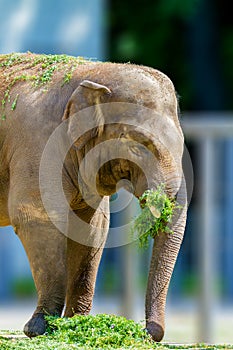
[129,144,147,156]
[119,132,131,142]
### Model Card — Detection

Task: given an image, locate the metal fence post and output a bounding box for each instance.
[197,137,216,342]
[224,140,233,301]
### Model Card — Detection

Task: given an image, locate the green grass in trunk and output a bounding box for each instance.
[133,186,180,248]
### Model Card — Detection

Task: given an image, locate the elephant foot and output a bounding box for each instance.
[146,321,164,342]
[23,313,46,338]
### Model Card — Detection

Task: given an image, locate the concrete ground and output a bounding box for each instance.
[0,297,232,344]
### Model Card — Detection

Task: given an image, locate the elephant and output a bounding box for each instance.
[0,53,187,342]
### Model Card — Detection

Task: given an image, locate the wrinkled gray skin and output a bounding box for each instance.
[0,57,187,341]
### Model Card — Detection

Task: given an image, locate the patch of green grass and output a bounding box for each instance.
[0,313,233,349]
[45,314,152,348]
[0,313,233,350]
[132,185,180,248]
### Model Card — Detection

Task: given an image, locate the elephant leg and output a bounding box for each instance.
[64,198,109,317]
[145,204,187,342]
[64,240,105,316]
[12,216,66,337]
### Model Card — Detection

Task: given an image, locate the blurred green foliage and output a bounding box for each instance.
[108,0,232,111]
[11,277,35,298]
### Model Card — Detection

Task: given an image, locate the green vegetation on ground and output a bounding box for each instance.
[1,314,232,349]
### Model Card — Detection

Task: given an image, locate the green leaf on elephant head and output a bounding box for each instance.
[11,94,19,111]
[0,52,94,120]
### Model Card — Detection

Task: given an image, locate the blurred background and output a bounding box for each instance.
[0,0,233,344]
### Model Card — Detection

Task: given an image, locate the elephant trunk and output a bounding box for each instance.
[145,176,187,342]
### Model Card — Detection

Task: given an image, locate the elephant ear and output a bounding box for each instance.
[63,80,111,150]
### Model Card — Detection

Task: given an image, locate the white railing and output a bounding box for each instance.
[182,114,233,341]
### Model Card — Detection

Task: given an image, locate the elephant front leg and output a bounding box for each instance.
[15,221,67,337]
[64,239,105,316]
[64,199,109,317]
[145,205,187,342]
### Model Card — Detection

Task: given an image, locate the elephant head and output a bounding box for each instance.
[63,77,184,199]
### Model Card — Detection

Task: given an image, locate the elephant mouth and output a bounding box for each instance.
[96,159,148,197]
[96,159,130,196]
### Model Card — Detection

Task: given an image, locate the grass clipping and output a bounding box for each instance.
[45,314,152,349]
[0,52,89,120]
[133,185,180,248]
[1,316,233,350]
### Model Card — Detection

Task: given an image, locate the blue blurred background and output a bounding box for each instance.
[0,0,233,343]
